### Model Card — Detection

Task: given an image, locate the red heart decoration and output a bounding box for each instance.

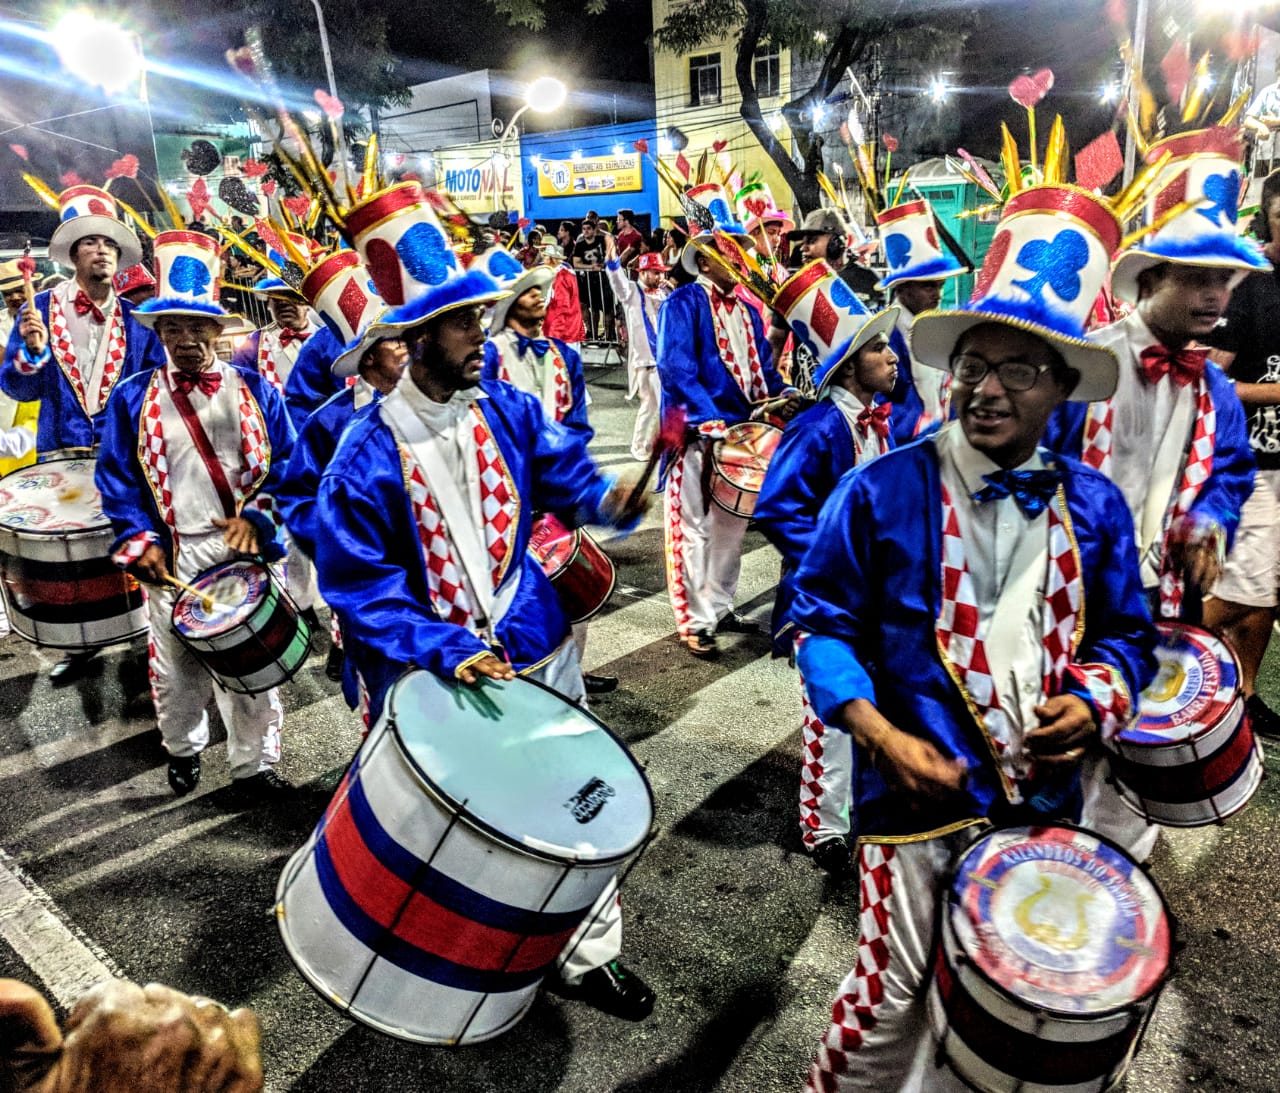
[518,217,531,229]
[712,139,727,154]
[314,89,345,120]
[60,171,85,188]
[261,179,277,197]
[105,154,140,180]
[633,139,649,154]
[973,230,1011,300]
[242,159,268,178]
[1008,69,1054,109]
[925,226,939,251]
[188,178,211,221]
[8,144,27,160]
[283,195,311,219]
[87,198,111,215]
[882,134,899,153]
[363,238,404,306]
[744,196,768,217]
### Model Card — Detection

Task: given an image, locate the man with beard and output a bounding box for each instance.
[310,262,657,1021]
[1,185,165,680]
[754,276,900,873]
[794,181,1156,1092]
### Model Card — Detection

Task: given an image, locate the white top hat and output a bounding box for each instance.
[49,185,143,269]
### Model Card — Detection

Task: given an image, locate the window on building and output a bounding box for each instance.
[690,53,721,106]
[754,48,780,98]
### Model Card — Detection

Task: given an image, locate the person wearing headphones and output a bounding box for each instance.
[767,210,880,393]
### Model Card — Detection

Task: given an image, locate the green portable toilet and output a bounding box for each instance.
[890,156,1001,309]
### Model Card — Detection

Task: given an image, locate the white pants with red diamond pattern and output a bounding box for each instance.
[663,441,748,637]
[805,833,973,1093]
[799,674,854,849]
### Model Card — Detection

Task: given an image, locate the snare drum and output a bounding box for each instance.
[275,670,653,1045]
[171,559,312,694]
[529,512,616,623]
[1106,621,1262,827]
[709,421,782,517]
[0,455,147,649]
[928,825,1171,1093]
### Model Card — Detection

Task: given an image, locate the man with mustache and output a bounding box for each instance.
[792,182,1156,1092]
[1048,128,1262,860]
[310,260,657,1021]
[1,184,165,681]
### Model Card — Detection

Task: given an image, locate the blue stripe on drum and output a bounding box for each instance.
[312,834,547,995]
[344,773,586,936]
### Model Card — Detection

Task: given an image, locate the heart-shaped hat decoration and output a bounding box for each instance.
[1008,69,1054,109]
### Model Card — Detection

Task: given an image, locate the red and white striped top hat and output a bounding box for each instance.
[875,198,966,291]
[132,230,235,329]
[345,182,460,310]
[49,184,143,269]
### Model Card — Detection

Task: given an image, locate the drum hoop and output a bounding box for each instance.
[169,559,275,638]
[940,821,1175,1021]
[537,525,583,580]
[566,540,617,624]
[383,667,655,866]
[0,454,109,538]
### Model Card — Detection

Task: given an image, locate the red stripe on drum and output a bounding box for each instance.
[1110,718,1259,806]
[322,793,578,974]
[5,569,135,607]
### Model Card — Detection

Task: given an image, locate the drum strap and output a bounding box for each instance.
[165,371,237,520]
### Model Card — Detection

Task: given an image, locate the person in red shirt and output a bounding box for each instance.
[542,244,587,354]
[614,208,644,267]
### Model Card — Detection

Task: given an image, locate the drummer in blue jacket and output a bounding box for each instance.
[310,239,657,1022]
[1,184,165,680]
[95,235,296,804]
[753,266,900,874]
[794,181,1158,1093]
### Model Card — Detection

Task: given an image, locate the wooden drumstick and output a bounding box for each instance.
[17,242,37,312]
[163,574,217,613]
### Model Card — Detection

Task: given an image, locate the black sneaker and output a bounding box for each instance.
[1246,694,1280,741]
[167,755,201,796]
[685,629,718,657]
[717,611,762,635]
[49,649,98,685]
[562,960,656,1021]
[324,645,345,682]
[583,673,618,695]
[809,835,855,877]
[231,769,296,802]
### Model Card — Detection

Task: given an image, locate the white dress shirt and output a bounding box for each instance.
[828,387,887,464]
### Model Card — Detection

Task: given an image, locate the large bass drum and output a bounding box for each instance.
[0,454,146,649]
[275,670,653,1045]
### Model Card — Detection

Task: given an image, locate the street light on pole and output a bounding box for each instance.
[494,76,567,211]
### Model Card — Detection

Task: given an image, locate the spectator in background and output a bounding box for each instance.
[219,251,271,329]
[517,227,545,269]
[615,209,644,266]
[0,261,26,346]
[557,220,575,254]
[544,242,587,357]
[573,218,613,341]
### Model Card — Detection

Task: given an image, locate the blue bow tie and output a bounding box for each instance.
[515,333,551,358]
[973,467,1063,519]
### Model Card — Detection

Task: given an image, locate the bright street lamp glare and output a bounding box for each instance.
[53,10,141,94]
[929,77,949,104]
[526,76,567,113]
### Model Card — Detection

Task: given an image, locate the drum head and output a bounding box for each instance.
[715,422,781,488]
[529,514,577,572]
[0,457,106,534]
[1124,622,1240,746]
[172,560,272,637]
[948,826,1170,1017]
[386,670,652,863]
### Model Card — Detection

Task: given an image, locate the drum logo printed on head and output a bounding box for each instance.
[565,777,615,823]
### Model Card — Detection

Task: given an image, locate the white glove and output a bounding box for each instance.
[0,427,35,460]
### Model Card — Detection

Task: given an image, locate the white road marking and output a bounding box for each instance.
[0,847,122,1005]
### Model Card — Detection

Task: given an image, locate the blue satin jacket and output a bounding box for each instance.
[282,326,344,433]
[1044,360,1255,551]
[480,335,592,439]
[754,397,894,654]
[791,435,1158,840]
[95,364,296,569]
[312,379,617,724]
[1,292,165,452]
[655,282,788,429]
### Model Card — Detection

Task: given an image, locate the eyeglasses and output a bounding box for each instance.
[948,352,1055,392]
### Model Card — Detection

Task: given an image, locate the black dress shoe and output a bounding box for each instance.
[810,835,855,876]
[325,645,345,682]
[1247,693,1280,741]
[231,768,296,802]
[167,755,201,797]
[564,960,656,1021]
[686,629,718,657]
[583,673,618,695]
[717,611,762,635]
[299,607,322,633]
[49,649,97,684]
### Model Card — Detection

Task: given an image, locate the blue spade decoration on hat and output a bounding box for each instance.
[884,233,913,271]
[169,255,212,299]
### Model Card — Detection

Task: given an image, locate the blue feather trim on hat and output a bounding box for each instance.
[136,297,230,319]
[1124,234,1270,271]
[877,254,966,291]
[376,270,506,331]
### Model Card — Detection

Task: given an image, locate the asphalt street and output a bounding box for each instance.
[0,357,1277,1092]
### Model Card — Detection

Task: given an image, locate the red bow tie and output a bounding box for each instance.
[73,290,106,324]
[172,370,222,397]
[278,327,311,348]
[710,289,737,312]
[1139,344,1208,388]
[856,402,892,440]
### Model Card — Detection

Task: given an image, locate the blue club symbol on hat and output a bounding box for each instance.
[169,256,211,299]
[1197,170,1240,228]
[707,198,734,226]
[487,249,524,282]
[1011,229,1089,307]
[396,223,456,287]
[884,233,912,271]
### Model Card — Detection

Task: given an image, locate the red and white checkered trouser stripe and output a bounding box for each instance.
[805,833,970,1093]
[663,445,693,636]
[799,671,853,848]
